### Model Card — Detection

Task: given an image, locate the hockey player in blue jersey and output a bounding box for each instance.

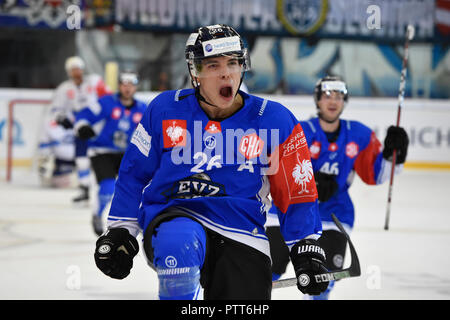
[266,75,409,299]
[93,24,330,300]
[75,71,146,236]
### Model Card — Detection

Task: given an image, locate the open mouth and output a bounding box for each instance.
[219,86,233,99]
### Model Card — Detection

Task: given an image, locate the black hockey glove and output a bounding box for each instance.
[94,228,139,280]
[77,125,96,140]
[383,126,409,164]
[56,116,73,129]
[314,172,339,202]
[290,239,329,295]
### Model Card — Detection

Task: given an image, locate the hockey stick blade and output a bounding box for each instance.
[272,214,360,289]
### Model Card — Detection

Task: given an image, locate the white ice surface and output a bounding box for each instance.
[1,168,449,300]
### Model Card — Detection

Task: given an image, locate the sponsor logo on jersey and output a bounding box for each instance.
[292,158,314,195]
[345,141,359,158]
[111,107,122,120]
[165,256,177,268]
[161,173,226,201]
[131,123,151,157]
[239,133,264,160]
[163,119,186,148]
[309,141,321,159]
[204,135,217,150]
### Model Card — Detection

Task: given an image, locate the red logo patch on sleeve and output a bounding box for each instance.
[269,124,318,213]
[162,119,187,148]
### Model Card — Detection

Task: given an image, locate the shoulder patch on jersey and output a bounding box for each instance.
[131,123,152,156]
[268,124,317,213]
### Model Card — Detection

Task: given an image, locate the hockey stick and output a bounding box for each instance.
[384,24,415,231]
[272,214,360,289]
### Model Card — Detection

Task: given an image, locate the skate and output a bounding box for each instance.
[72,186,89,207]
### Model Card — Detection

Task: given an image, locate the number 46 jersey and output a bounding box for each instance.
[108,89,322,258]
[300,117,400,231]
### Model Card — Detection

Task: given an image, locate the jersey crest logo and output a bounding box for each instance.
[161,172,226,201]
[309,141,321,159]
[239,133,264,160]
[328,142,338,152]
[292,156,314,195]
[163,119,186,148]
[111,107,122,120]
[66,89,75,100]
[132,112,142,124]
[205,121,221,133]
[345,142,359,158]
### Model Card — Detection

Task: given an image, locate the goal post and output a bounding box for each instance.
[2,99,51,182]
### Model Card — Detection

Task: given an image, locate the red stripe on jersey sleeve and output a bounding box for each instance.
[268,123,318,213]
[354,131,382,185]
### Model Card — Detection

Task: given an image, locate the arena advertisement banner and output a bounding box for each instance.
[0,0,84,29]
[111,0,448,42]
[1,0,449,42]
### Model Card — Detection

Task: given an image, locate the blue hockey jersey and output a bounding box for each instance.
[107,89,322,257]
[299,117,396,229]
[75,93,147,155]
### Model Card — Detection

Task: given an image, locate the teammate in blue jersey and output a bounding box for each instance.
[75,71,146,236]
[93,25,330,300]
[266,75,409,299]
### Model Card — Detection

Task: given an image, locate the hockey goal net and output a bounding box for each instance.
[0,99,51,182]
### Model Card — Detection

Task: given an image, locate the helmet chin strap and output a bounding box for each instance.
[195,88,220,108]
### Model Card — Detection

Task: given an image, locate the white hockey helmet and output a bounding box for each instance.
[119,71,139,85]
[185,24,250,80]
[65,56,85,73]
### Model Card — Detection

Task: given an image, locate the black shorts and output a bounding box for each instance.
[90,153,124,183]
[201,229,272,300]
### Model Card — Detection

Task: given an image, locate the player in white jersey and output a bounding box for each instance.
[47,56,110,203]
